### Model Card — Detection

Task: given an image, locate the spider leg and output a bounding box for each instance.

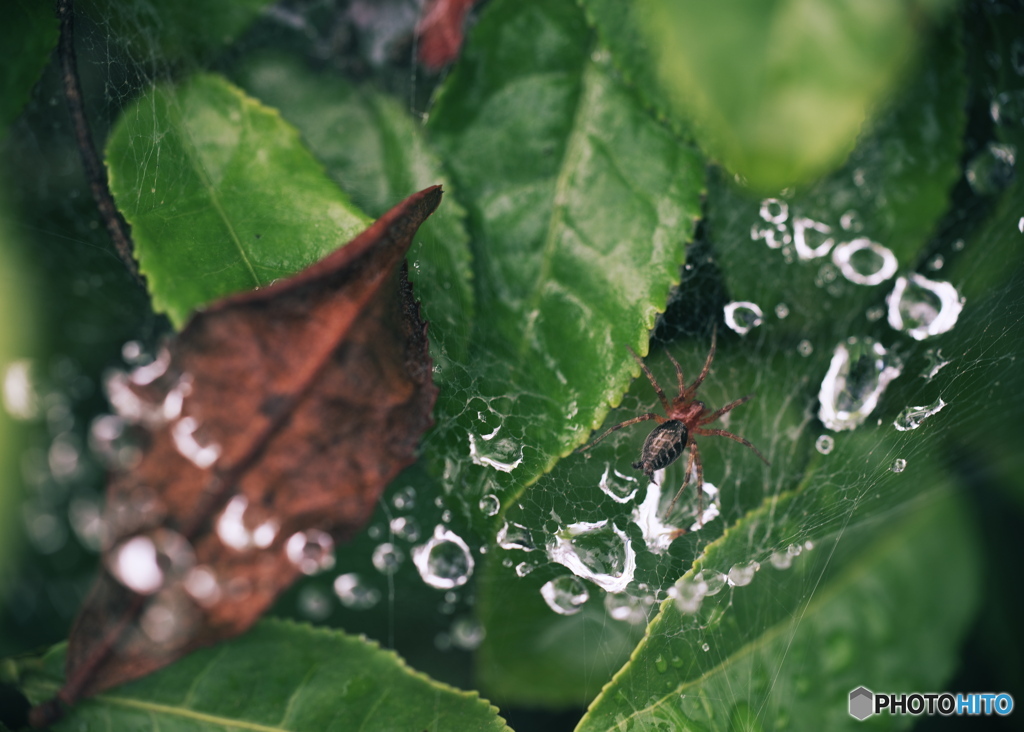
[665,351,686,398]
[577,413,663,452]
[698,394,752,426]
[627,346,671,413]
[663,441,705,526]
[693,427,770,465]
[684,325,717,400]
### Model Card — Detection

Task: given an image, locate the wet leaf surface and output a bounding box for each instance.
[19,619,510,732]
[33,186,441,719]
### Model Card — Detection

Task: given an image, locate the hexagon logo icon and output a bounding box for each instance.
[849,686,874,720]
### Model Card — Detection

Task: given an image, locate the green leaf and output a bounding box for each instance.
[80,0,272,65]
[595,0,957,191]
[0,0,58,136]
[707,21,965,339]
[106,73,371,327]
[232,53,474,363]
[425,0,704,495]
[16,619,511,732]
[579,481,979,731]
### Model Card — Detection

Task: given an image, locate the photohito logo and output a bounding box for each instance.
[848,687,1014,720]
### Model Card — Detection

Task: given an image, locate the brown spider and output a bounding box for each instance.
[582,328,769,523]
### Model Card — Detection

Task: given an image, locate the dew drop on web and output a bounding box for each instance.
[545,520,636,593]
[894,397,946,431]
[723,301,764,335]
[539,575,589,616]
[333,572,380,610]
[886,274,964,340]
[818,337,903,431]
[412,525,475,589]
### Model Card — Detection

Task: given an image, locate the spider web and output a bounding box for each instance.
[1,1,1023,731]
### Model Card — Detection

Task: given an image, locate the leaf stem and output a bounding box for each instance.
[56,0,143,284]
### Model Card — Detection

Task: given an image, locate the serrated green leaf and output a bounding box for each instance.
[593,0,956,191]
[16,619,511,732]
[106,72,371,327]
[0,0,58,137]
[80,0,271,65]
[578,481,979,731]
[708,21,965,339]
[232,53,474,363]
[425,0,704,502]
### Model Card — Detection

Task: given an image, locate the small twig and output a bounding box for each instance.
[56,0,143,284]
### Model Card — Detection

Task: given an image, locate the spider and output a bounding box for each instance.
[581,328,769,524]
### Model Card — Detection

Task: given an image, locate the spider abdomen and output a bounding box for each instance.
[632,419,688,480]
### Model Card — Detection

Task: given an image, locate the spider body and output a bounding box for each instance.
[582,329,769,525]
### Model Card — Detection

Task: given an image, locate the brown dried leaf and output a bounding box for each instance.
[416,0,478,69]
[42,186,442,716]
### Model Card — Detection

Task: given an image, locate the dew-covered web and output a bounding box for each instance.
[2,0,1023,729]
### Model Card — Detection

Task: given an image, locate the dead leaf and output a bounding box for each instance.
[416,0,478,70]
[30,186,442,726]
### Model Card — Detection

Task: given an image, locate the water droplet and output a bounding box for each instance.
[891,458,907,473]
[920,348,951,381]
[183,565,221,607]
[107,529,195,595]
[727,560,760,587]
[546,520,636,593]
[170,416,221,468]
[894,397,946,431]
[818,337,903,431]
[478,494,500,516]
[392,486,416,511]
[839,210,863,232]
[372,542,404,574]
[655,655,669,673]
[774,303,790,319]
[770,550,794,570]
[792,217,834,259]
[285,530,335,575]
[598,464,640,504]
[701,643,710,652]
[723,301,764,335]
[886,275,964,340]
[604,592,649,624]
[298,585,332,620]
[496,520,535,552]
[759,198,788,224]
[514,561,535,577]
[540,575,589,616]
[831,239,898,286]
[216,495,279,551]
[991,90,1024,127]
[450,616,485,650]
[389,516,421,542]
[694,570,727,596]
[468,430,524,472]
[966,142,1016,195]
[333,573,380,610]
[670,576,708,614]
[129,347,171,386]
[412,525,475,589]
[89,414,141,469]
[928,254,944,271]
[797,340,813,357]
[2,359,39,419]
[814,435,835,455]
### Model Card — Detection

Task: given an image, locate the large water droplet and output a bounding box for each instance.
[540,575,589,616]
[894,397,946,431]
[604,592,650,624]
[723,301,764,335]
[792,217,834,260]
[333,572,380,610]
[413,525,475,589]
[831,239,898,286]
[886,274,964,340]
[727,560,760,587]
[496,520,535,552]
[965,142,1016,195]
[107,529,195,595]
[468,430,524,472]
[598,464,640,504]
[694,570,727,596]
[670,575,708,613]
[285,530,335,575]
[545,520,636,593]
[818,338,903,431]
